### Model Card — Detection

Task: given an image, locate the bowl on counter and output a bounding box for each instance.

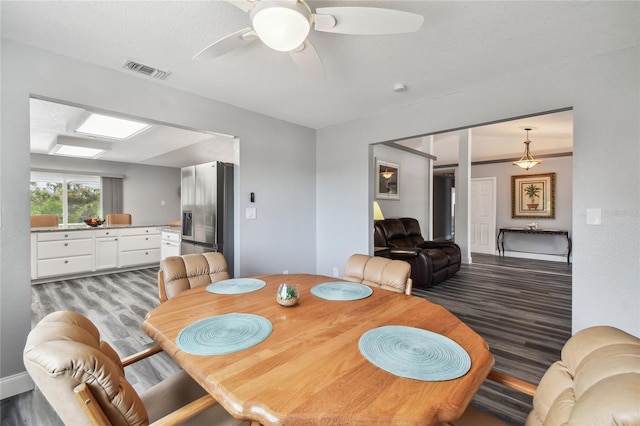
[84,218,105,227]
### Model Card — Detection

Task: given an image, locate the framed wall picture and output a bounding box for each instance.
[375,159,400,200]
[511,172,556,218]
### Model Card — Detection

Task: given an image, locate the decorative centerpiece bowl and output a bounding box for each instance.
[276,283,300,307]
[84,218,105,227]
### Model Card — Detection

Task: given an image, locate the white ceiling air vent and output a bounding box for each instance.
[123,60,171,80]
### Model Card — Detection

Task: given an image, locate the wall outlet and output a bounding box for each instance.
[160,200,165,206]
[332,267,339,277]
[283,270,289,274]
[246,207,257,220]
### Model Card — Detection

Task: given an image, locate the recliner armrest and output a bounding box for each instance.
[387,247,424,260]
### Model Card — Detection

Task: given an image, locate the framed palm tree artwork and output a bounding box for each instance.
[512,173,556,218]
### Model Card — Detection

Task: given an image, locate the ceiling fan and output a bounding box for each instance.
[193,0,424,78]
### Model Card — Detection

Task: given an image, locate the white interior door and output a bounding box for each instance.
[470,177,496,255]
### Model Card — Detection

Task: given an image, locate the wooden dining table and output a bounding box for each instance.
[142,274,494,425]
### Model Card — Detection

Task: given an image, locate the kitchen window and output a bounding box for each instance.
[30,172,101,226]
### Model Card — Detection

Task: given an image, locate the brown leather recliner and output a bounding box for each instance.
[374,217,461,288]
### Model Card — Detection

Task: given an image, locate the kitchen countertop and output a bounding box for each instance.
[31,224,178,233]
[160,226,181,234]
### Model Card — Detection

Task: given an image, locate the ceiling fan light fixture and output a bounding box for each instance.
[251,1,311,52]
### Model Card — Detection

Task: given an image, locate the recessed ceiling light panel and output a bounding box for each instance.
[49,144,106,159]
[75,113,151,140]
[49,135,111,159]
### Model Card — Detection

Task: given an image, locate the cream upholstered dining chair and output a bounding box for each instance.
[440,325,640,426]
[343,253,413,295]
[158,252,230,303]
[106,213,132,225]
[23,311,246,426]
[30,214,59,228]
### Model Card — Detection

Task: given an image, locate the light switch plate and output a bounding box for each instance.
[246,207,257,220]
[586,208,601,225]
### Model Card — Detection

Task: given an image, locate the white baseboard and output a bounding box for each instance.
[1,371,34,400]
[502,250,570,263]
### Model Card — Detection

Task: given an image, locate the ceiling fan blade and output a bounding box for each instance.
[314,7,423,35]
[289,40,324,80]
[224,0,255,13]
[193,28,258,61]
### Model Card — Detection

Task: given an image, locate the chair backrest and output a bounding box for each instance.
[23,311,148,426]
[343,254,412,295]
[528,325,640,425]
[31,214,59,228]
[106,213,132,225]
[158,252,230,302]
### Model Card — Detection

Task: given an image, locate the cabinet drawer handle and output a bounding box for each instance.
[64,243,68,247]
[145,237,149,240]
[145,251,149,255]
[106,232,110,235]
[64,260,68,264]
[64,234,69,238]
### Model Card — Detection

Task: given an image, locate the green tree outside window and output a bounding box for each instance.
[31,175,101,225]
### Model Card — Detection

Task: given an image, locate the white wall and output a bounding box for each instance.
[31,154,182,225]
[317,47,639,339]
[372,144,430,234]
[0,40,316,396]
[472,156,573,232]
[472,156,573,258]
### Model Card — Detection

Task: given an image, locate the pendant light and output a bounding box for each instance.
[513,128,541,170]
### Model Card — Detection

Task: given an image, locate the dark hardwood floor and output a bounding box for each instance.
[1,254,571,426]
[413,253,572,425]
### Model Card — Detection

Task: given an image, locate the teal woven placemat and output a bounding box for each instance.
[177,313,272,355]
[311,282,373,301]
[359,325,471,381]
[206,278,266,294]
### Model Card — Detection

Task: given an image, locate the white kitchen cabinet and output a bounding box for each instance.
[160,230,181,260]
[36,231,94,278]
[31,226,167,282]
[95,229,118,270]
[118,227,161,267]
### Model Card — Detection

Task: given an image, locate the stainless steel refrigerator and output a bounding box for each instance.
[180,161,234,274]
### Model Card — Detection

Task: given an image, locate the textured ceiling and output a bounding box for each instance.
[2,1,634,166]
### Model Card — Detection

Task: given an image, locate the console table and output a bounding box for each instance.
[497,228,571,263]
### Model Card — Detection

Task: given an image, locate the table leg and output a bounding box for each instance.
[496,230,504,257]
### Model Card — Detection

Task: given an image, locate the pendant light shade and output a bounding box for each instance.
[513,128,541,170]
[251,0,311,52]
